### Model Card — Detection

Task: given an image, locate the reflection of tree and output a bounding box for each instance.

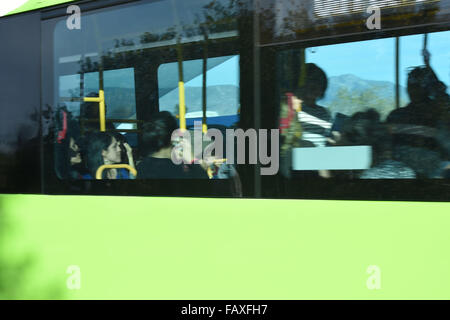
[140,27,176,44]
[259,0,313,43]
[76,0,241,121]
[77,0,240,73]
[259,0,442,45]
[194,0,239,34]
[329,87,404,120]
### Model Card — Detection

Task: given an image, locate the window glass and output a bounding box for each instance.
[307,38,396,121]
[59,68,137,124]
[400,30,450,104]
[259,0,450,45]
[42,0,241,189]
[158,55,240,127]
[277,32,450,180]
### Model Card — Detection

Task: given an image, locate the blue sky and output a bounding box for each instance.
[185,55,239,87]
[60,30,449,105]
[306,30,450,91]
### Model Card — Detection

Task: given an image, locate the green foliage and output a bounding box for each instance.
[328,86,404,120]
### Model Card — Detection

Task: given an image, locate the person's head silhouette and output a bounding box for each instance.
[296,63,328,106]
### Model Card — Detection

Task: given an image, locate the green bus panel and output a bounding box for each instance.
[3,0,76,16]
[1,194,449,299]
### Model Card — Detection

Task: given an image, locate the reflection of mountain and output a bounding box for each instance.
[319,74,408,120]
[63,85,239,119]
[159,85,239,116]
[84,76,407,121]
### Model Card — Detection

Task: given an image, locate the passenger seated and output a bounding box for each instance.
[83,132,135,179]
[55,129,86,179]
[339,109,416,179]
[295,63,332,147]
[54,107,88,179]
[387,66,449,127]
[137,111,208,179]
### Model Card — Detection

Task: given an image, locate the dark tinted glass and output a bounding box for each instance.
[258,0,450,200]
[0,13,41,193]
[41,0,244,196]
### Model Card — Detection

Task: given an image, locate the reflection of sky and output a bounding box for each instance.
[60,30,449,105]
[59,68,136,117]
[400,32,450,90]
[59,68,135,95]
[306,37,396,82]
[306,30,450,92]
[185,56,239,87]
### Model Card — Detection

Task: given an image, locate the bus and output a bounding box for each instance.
[0,0,449,299]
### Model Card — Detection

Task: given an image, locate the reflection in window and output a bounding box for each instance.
[158,55,240,128]
[306,38,396,121]
[277,32,450,179]
[48,0,240,183]
[400,30,450,103]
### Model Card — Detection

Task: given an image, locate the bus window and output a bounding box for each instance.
[305,38,396,121]
[158,55,240,128]
[59,68,137,135]
[42,0,242,195]
[399,30,450,102]
[276,31,450,180]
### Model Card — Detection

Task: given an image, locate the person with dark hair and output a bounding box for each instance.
[83,132,135,179]
[296,63,332,147]
[387,66,450,127]
[386,66,450,177]
[339,109,416,179]
[55,132,86,179]
[137,111,208,179]
[54,106,88,179]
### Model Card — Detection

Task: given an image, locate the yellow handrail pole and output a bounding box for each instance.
[95,164,137,180]
[178,81,186,131]
[171,0,186,131]
[99,90,106,132]
[83,89,106,132]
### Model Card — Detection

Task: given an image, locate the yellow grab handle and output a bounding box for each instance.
[178,81,186,131]
[95,164,137,180]
[84,90,106,132]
